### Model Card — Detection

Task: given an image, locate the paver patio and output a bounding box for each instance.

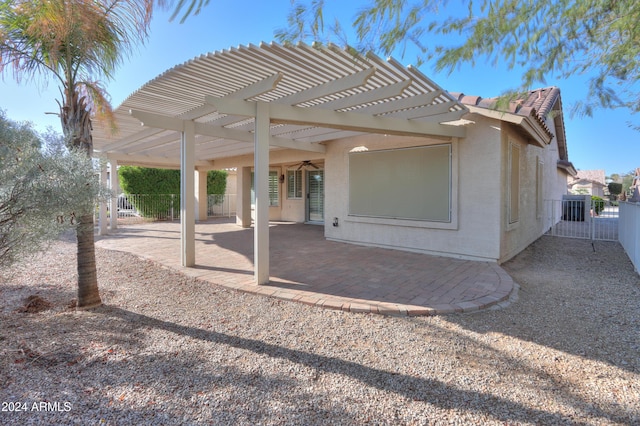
[96,218,514,316]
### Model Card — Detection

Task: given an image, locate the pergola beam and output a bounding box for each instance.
[228,73,283,100]
[128,109,326,153]
[207,97,467,139]
[316,80,411,111]
[275,68,375,106]
[177,74,285,121]
[130,109,184,131]
[100,127,165,152]
[93,152,212,168]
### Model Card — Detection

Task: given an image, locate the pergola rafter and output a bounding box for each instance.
[93,42,470,284]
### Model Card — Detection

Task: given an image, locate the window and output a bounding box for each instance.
[349,144,451,222]
[508,142,521,224]
[287,169,303,199]
[536,158,544,219]
[251,170,279,207]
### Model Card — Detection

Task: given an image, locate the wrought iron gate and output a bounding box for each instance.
[545,197,619,241]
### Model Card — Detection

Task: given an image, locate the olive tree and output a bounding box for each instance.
[0,111,105,269]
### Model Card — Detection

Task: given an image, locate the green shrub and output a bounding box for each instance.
[118,167,228,218]
[207,170,227,205]
[608,182,623,196]
[119,166,180,194]
[591,196,605,215]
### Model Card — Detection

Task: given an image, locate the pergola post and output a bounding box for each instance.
[254,101,270,285]
[109,158,119,230]
[181,120,196,267]
[236,167,252,228]
[195,169,208,221]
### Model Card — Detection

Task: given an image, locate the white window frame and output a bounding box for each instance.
[536,157,544,219]
[507,140,521,227]
[287,169,303,199]
[251,170,280,207]
[346,141,459,230]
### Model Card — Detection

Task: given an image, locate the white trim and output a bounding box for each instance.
[507,140,521,231]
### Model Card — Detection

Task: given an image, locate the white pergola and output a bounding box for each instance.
[93,42,468,284]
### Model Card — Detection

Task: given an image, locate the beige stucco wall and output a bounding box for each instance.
[213,149,325,223]
[497,114,570,263]
[323,126,503,262]
[206,111,568,263]
[499,127,541,262]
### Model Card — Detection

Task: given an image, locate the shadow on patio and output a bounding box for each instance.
[96,218,514,316]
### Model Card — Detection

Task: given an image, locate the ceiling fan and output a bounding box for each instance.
[294,160,320,170]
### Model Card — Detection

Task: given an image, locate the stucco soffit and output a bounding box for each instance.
[557,160,578,177]
[465,105,550,147]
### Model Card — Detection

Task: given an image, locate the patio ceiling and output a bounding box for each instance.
[92,42,469,168]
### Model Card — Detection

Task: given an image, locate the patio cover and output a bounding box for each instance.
[92,42,469,284]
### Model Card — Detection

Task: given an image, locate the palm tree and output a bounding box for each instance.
[0,0,156,308]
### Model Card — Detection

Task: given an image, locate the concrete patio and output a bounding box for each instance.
[95,218,515,316]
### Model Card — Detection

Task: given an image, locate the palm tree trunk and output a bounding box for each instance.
[62,88,102,309]
[76,213,101,309]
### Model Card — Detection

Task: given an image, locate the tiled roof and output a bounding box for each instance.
[451,87,570,160]
[453,87,561,119]
[451,87,576,177]
[575,169,606,185]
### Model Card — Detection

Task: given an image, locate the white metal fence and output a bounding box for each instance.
[545,197,619,241]
[106,194,236,224]
[207,194,236,218]
[619,202,640,273]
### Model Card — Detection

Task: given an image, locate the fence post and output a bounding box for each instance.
[590,196,595,241]
[551,200,556,236]
[629,203,640,273]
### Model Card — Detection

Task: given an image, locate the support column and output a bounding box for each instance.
[98,164,108,235]
[181,120,196,267]
[236,166,252,228]
[109,158,119,230]
[254,101,270,285]
[195,169,208,221]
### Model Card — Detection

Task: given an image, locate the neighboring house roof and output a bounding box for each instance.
[452,87,577,177]
[575,169,606,185]
[569,178,606,188]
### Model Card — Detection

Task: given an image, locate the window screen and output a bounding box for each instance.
[349,144,451,221]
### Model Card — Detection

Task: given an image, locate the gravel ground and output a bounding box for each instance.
[1,235,638,425]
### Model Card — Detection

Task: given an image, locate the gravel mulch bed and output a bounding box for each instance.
[1,235,638,425]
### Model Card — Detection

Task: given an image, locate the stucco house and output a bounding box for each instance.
[93,43,576,283]
[568,169,606,197]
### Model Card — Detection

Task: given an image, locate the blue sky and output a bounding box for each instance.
[1,0,638,176]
